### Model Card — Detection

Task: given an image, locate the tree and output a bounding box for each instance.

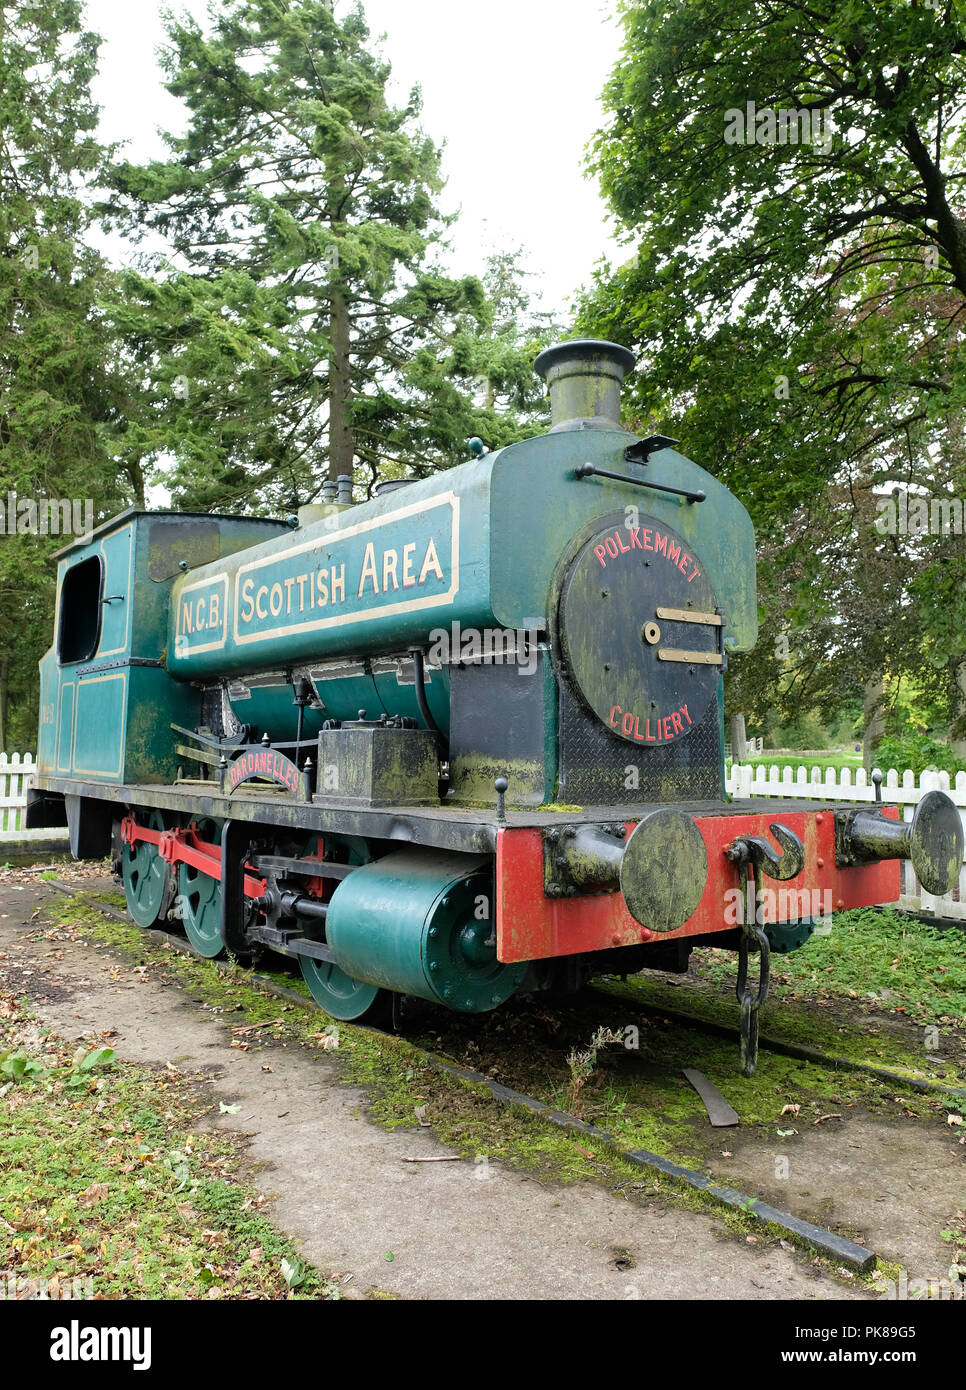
[102,0,550,513]
[0,1,135,745]
[579,0,966,744]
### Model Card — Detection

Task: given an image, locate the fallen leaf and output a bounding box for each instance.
[77,1183,109,1207]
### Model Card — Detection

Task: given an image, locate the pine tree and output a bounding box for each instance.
[103,0,548,512]
[0,2,135,745]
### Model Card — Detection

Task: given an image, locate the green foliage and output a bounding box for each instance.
[0,1025,339,1298]
[102,1,555,510]
[875,732,966,778]
[580,0,966,737]
[761,709,834,752]
[0,1050,45,1083]
[0,1,141,743]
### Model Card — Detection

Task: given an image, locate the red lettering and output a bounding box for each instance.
[678,552,690,574]
[653,533,667,556]
[615,530,629,554]
[670,712,683,735]
[608,705,620,727]
[628,527,642,549]
[604,536,619,559]
[682,704,692,725]
[642,529,653,550]
[632,716,644,742]
[595,545,607,567]
[666,540,681,565]
[662,716,672,739]
[621,711,635,737]
[645,720,655,742]
[687,566,702,583]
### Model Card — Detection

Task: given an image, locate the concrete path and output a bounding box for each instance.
[0,876,864,1301]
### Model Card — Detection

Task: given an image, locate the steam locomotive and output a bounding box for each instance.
[26,339,963,1072]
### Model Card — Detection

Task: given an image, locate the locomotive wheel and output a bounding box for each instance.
[121,810,173,928]
[298,833,389,1022]
[178,819,224,958]
[298,957,384,1021]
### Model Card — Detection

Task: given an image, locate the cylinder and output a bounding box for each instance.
[325,850,527,1012]
[534,339,636,432]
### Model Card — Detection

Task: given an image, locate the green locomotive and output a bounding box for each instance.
[27,340,963,1071]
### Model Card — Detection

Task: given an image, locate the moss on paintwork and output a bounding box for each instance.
[450,755,546,809]
[536,802,583,813]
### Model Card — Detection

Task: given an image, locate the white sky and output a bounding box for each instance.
[83,0,625,318]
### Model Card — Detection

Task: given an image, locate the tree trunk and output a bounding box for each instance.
[0,651,8,752]
[951,657,966,758]
[862,675,885,769]
[328,284,353,484]
[730,712,747,762]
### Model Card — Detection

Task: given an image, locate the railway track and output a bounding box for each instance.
[40,874,966,1277]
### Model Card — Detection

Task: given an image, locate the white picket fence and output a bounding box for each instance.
[0,752,34,834]
[1,748,963,917]
[728,763,966,920]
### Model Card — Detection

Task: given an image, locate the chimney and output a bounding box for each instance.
[534,339,636,432]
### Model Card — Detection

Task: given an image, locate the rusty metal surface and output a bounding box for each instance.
[494,808,902,964]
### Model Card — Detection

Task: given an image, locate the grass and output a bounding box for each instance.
[0,991,340,1300]
[693,907,966,1031]
[27,891,962,1293]
[727,751,863,774]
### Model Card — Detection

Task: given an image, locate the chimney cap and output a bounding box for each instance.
[534,338,636,382]
[534,338,636,431]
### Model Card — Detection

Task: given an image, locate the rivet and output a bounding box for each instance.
[836,899,844,910]
[429,926,438,937]
[817,858,824,868]
[816,814,823,824]
[490,993,501,1004]
[611,933,621,945]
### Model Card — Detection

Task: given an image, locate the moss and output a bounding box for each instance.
[37,896,893,1287]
